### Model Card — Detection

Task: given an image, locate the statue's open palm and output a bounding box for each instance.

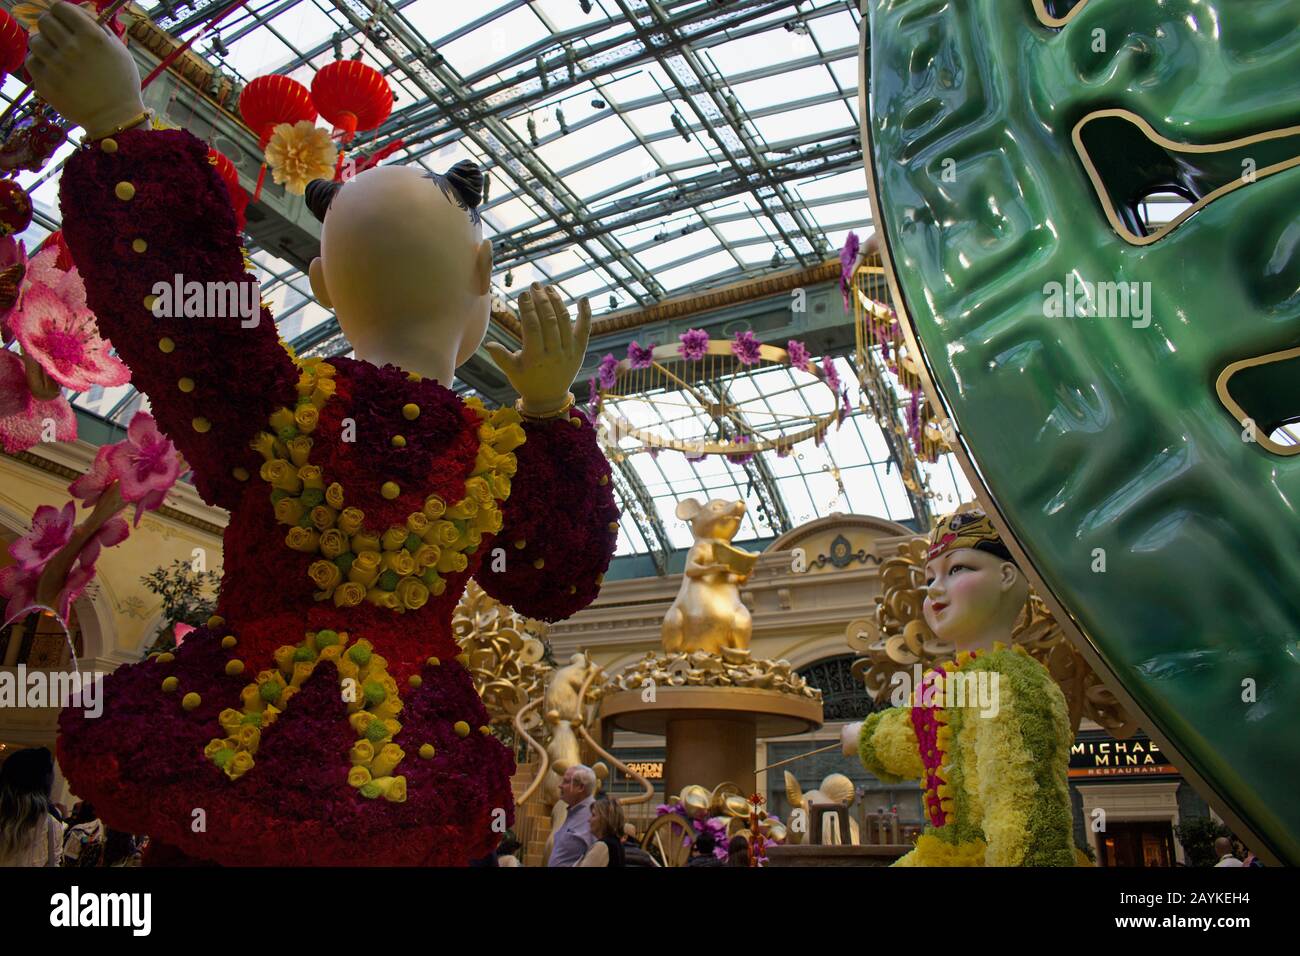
[486,283,592,416]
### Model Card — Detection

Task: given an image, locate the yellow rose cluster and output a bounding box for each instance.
[202,629,413,802]
[249,358,527,613]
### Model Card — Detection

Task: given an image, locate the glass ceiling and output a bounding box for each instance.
[3,0,992,559]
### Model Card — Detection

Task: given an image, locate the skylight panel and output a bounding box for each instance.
[751,101,852,148]
[635,230,721,270]
[809,8,860,49]
[440,4,552,76]
[808,198,873,231]
[655,250,736,292]
[875,464,914,521]
[706,26,807,78]
[731,66,836,113]
[404,0,509,40]
[535,115,633,169]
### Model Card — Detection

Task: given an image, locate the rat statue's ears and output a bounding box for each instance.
[676,498,702,521]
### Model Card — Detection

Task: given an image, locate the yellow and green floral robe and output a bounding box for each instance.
[857,644,1078,866]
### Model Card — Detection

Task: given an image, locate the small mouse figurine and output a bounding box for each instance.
[661,498,758,654]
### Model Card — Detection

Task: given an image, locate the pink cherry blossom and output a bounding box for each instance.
[9,501,75,571]
[69,444,116,508]
[106,411,182,525]
[0,564,40,627]
[0,509,129,629]
[10,283,129,391]
[0,349,77,453]
[76,514,130,570]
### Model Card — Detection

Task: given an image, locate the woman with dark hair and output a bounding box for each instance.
[577,797,626,867]
[726,834,750,867]
[0,747,63,867]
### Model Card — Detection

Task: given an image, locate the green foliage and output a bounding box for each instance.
[1174,816,1231,867]
[139,559,221,657]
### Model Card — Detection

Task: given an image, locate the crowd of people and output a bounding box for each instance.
[529,763,754,868]
[0,746,145,868]
[5,750,1264,868]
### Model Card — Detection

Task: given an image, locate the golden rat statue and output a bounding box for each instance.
[662,498,759,654]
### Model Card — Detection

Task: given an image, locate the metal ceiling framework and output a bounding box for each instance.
[7,0,982,565]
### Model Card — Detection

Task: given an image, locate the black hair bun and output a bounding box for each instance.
[305,179,343,222]
[444,160,483,210]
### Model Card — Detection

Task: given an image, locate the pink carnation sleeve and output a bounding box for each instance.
[59,127,298,511]
[476,413,620,621]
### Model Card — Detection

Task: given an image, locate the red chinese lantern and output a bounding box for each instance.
[238,75,317,199]
[311,60,392,144]
[35,229,74,271]
[0,179,32,238]
[207,147,251,233]
[0,10,26,77]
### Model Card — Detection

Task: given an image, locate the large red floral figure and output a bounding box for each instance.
[28,4,618,865]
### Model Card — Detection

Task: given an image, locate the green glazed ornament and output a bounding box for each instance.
[860,0,1300,863]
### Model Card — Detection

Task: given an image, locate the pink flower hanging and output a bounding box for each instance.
[677,328,709,362]
[822,357,842,396]
[0,348,76,453]
[597,353,620,390]
[587,377,601,412]
[731,330,762,366]
[787,339,812,373]
[840,230,861,310]
[627,340,654,369]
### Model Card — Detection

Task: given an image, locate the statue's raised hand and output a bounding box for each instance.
[486,283,592,417]
[26,2,145,140]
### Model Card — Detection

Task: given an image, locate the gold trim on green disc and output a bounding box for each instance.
[1215,346,1300,457]
[855,15,1281,865]
[1072,108,1300,246]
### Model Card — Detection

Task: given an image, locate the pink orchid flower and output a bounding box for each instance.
[0,506,129,629]
[0,348,77,453]
[9,501,75,571]
[68,445,115,509]
[105,411,183,525]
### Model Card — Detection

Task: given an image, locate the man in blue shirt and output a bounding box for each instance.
[547,764,597,867]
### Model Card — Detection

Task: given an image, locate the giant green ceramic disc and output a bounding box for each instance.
[861,0,1300,863]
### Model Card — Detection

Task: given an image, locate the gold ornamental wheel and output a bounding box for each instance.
[597,340,842,460]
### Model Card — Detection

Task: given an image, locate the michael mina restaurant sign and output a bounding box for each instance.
[1069,732,1177,779]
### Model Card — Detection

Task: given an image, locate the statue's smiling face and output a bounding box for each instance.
[923,548,1015,647]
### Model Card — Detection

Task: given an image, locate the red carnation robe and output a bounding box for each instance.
[55,127,619,866]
